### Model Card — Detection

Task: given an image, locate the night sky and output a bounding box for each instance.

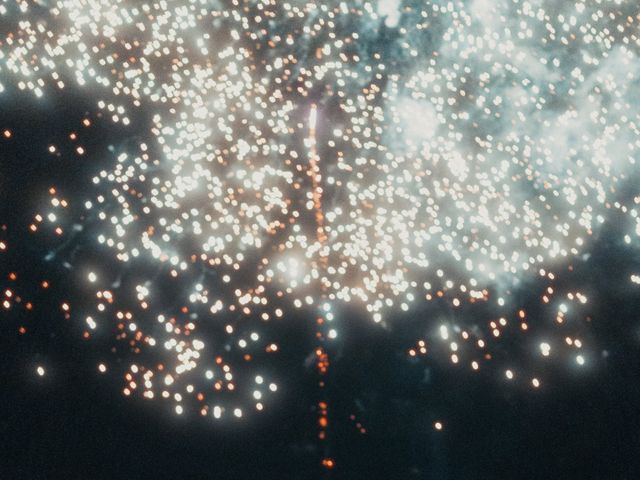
[2,1,640,479]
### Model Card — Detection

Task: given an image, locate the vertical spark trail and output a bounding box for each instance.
[307,104,333,469]
[308,104,327,246]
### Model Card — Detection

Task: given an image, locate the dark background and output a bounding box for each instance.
[1,78,640,480]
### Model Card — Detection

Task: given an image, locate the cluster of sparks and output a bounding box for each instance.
[1,0,640,459]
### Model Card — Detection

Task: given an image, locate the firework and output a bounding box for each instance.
[1,0,639,442]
